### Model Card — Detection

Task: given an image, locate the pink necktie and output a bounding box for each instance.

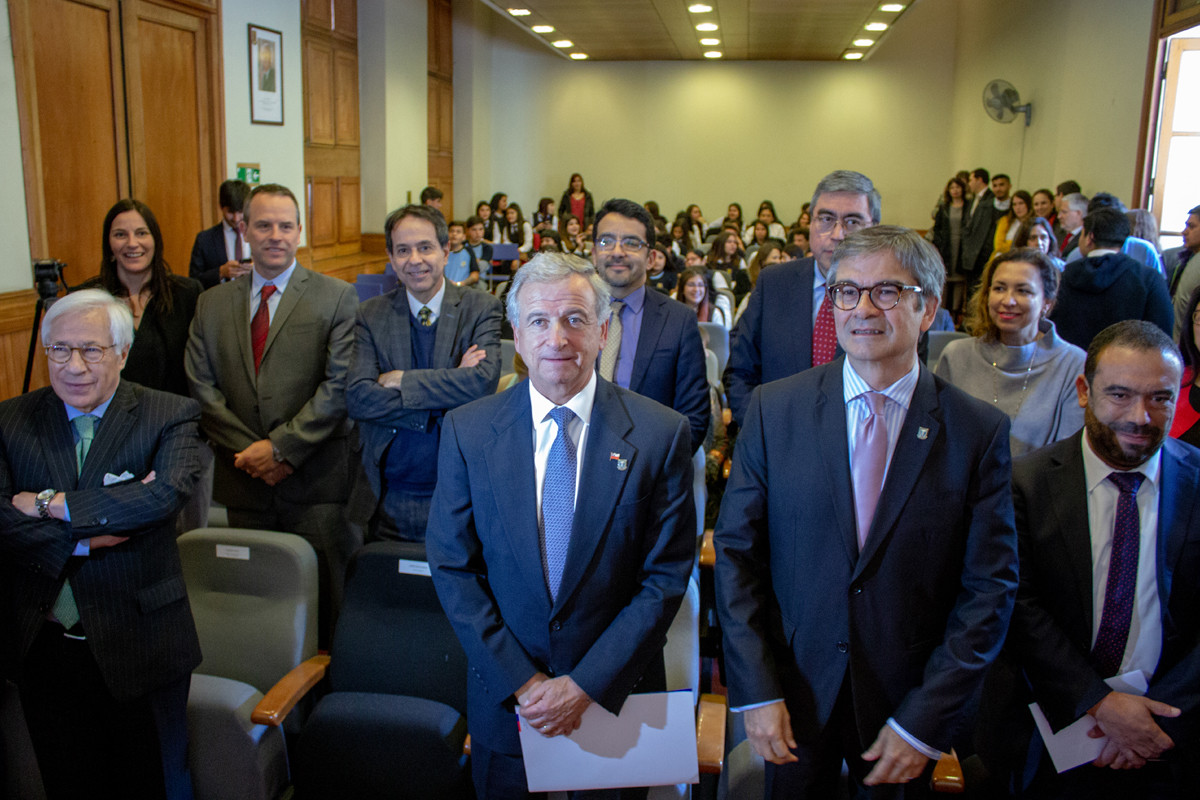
[813,293,837,366]
[852,392,888,550]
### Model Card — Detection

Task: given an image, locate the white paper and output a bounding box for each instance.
[519,690,698,791]
[1029,670,1149,773]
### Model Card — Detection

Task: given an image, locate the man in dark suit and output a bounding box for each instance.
[714,226,1018,797]
[1058,192,1089,259]
[592,198,709,452]
[427,253,695,798]
[188,178,253,290]
[347,204,503,541]
[960,167,998,281]
[185,183,358,646]
[1,289,202,798]
[724,170,880,427]
[985,320,1200,797]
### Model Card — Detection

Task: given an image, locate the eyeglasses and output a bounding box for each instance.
[46,344,117,364]
[811,212,869,235]
[827,282,923,311]
[595,235,648,253]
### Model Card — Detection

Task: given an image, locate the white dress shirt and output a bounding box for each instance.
[405,279,447,324]
[530,371,597,525]
[222,221,250,262]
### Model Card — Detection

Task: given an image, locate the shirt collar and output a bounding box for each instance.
[813,260,828,290]
[407,278,447,319]
[64,388,117,421]
[529,370,598,427]
[614,284,646,314]
[842,356,920,411]
[252,261,297,296]
[1087,248,1119,258]
[1081,430,1161,493]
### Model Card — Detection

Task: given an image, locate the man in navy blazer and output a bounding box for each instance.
[188,179,252,289]
[592,198,709,451]
[427,253,695,798]
[0,289,202,798]
[715,227,1018,797]
[982,321,1200,797]
[724,170,880,427]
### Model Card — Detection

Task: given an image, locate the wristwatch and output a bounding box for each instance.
[35,488,56,520]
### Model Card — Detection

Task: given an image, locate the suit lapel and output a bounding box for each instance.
[232,274,255,383]
[484,387,548,607]
[36,391,79,491]
[855,366,940,575]
[553,379,632,615]
[628,291,664,393]
[433,283,462,368]
[390,289,415,369]
[814,365,858,565]
[796,259,818,375]
[1045,436,1095,627]
[1157,442,1199,618]
[80,382,137,488]
[263,265,308,360]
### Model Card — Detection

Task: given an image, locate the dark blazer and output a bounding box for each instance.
[0,381,202,702]
[426,378,696,754]
[724,257,842,428]
[622,288,710,451]
[185,266,358,509]
[998,434,1200,764]
[961,189,998,277]
[714,361,1018,752]
[347,282,503,502]
[189,222,230,290]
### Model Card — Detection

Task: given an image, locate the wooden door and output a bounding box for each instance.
[427,0,452,215]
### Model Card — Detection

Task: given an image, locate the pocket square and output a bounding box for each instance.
[103,471,135,486]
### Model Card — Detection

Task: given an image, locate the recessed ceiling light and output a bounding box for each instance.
[864,22,888,31]
[532,25,554,33]
[696,22,719,32]
[699,38,720,46]
[570,52,588,60]
[880,3,905,11]
[507,8,531,16]
[688,3,713,12]
[853,38,875,47]
[843,52,864,60]
[552,39,573,47]
[703,50,722,59]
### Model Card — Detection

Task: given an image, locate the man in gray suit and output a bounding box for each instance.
[186,183,358,645]
[1,289,202,798]
[347,204,502,541]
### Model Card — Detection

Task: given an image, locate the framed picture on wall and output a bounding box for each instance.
[249,24,283,125]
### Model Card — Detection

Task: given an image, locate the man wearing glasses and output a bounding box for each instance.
[725,170,881,428]
[715,227,1018,797]
[0,289,202,798]
[592,198,709,453]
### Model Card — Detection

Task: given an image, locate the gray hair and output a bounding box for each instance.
[1063,193,1089,214]
[811,170,882,224]
[828,225,944,307]
[42,289,134,351]
[506,252,612,327]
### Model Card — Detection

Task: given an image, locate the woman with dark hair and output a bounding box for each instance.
[1032,189,1057,231]
[708,202,744,238]
[932,177,968,276]
[557,173,595,228]
[993,189,1034,257]
[477,200,499,242]
[669,217,690,259]
[559,214,590,259]
[1013,216,1064,270]
[499,202,533,262]
[683,204,706,249]
[675,267,728,329]
[1170,285,1200,447]
[706,230,748,303]
[532,197,557,232]
[746,200,787,244]
[85,198,202,397]
[736,242,787,323]
[935,247,1085,455]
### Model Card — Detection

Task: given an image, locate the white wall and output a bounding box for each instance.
[222,0,306,243]
[0,0,33,293]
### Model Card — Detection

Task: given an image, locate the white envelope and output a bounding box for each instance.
[1029,670,1149,773]
[518,690,698,791]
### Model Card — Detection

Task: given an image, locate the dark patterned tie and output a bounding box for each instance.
[541,407,577,600]
[599,301,624,381]
[419,306,433,326]
[251,284,276,373]
[1092,471,1145,678]
[813,292,837,366]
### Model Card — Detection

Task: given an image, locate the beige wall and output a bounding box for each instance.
[0,0,33,293]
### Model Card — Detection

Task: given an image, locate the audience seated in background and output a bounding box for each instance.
[675,267,729,329]
[1064,192,1164,275]
[444,220,480,287]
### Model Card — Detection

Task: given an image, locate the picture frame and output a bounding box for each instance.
[248,24,283,125]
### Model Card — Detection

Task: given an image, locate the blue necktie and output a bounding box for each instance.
[541,407,577,600]
[1092,471,1144,678]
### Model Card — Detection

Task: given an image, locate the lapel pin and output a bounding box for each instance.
[617,459,628,471]
[610,452,620,461]
[917,427,929,440]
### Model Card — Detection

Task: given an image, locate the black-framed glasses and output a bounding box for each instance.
[46,344,117,364]
[595,235,648,252]
[827,282,923,311]
[811,213,869,235]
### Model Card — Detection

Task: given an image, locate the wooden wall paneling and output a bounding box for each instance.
[428,0,452,215]
[337,177,360,246]
[125,1,213,277]
[304,0,333,32]
[332,0,356,41]
[0,290,51,401]
[427,0,451,77]
[307,176,338,251]
[304,38,336,145]
[334,48,359,146]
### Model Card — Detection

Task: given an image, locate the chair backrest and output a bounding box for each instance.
[663,576,701,707]
[178,528,318,693]
[926,330,970,366]
[698,321,729,377]
[705,349,719,387]
[328,542,468,716]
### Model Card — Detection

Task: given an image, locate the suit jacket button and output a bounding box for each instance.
[836,641,849,653]
[551,620,562,632]
[851,586,863,595]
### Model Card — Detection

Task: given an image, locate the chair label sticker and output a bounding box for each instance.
[397,559,431,576]
[216,544,251,561]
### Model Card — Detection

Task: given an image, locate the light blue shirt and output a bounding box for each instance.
[63,392,118,553]
[611,285,646,389]
[250,261,297,324]
[1065,236,1164,276]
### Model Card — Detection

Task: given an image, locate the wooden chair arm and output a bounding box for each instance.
[931,749,964,793]
[250,654,331,726]
[700,530,716,568]
[722,457,732,480]
[697,693,726,774]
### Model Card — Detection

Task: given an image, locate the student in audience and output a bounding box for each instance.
[476,200,499,242]
[750,200,787,243]
[744,218,773,256]
[708,230,749,302]
[736,242,787,323]
[796,203,811,229]
[935,248,1085,455]
[1014,216,1065,270]
[932,176,968,277]
[559,213,590,259]
[189,178,252,289]
[993,189,1034,258]
[419,185,443,210]
[489,191,508,218]
[685,247,706,269]
[465,215,493,265]
[789,225,810,255]
[531,196,556,233]
[669,216,690,258]
[676,267,729,329]
[1050,207,1173,350]
[684,204,706,249]
[499,202,533,261]
[1170,285,1200,447]
[708,202,744,237]
[557,172,595,227]
[347,203,502,543]
[645,240,678,295]
[444,220,480,287]
[644,200,668,232]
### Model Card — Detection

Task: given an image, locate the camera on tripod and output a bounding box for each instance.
[23,259,69,394]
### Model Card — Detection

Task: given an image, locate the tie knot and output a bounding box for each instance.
[610,300,625,317]
[260,284,276,301]
[862,391,887,415]
[73,414,96,439]
[418,306,433,326]
[548,406,576,430]
[1108,471,1144,496]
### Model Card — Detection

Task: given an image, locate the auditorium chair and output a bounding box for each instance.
[698,322,729,378]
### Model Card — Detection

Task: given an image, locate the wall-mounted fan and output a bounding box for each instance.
[983,79,1032,127]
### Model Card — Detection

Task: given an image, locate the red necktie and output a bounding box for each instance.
[813,293,837,366]
[234,229,245,262]
[251,284,276,373]
[1091,472,1144,677]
